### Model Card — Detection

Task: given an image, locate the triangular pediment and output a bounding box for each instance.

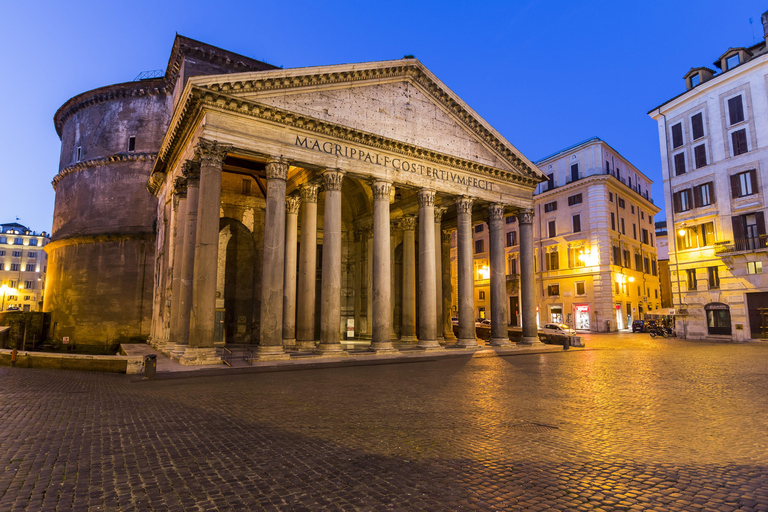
[186,60,545,180]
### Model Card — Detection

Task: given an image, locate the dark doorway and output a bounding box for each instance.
[747,293,768,339]
[704,303,732,336]
[509,296,519,327]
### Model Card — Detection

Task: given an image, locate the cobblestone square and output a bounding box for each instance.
[2,333,768,511]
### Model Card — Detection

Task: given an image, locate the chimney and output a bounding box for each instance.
[762,10,768,41]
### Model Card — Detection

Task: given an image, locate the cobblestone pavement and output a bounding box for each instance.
[2,333,768,511]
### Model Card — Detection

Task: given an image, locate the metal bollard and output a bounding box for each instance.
[144,354,157,379]
[563,336,570,350]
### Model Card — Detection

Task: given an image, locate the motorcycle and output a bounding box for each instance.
[648,325,667,338]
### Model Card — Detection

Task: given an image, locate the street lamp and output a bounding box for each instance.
[0,284,18,311]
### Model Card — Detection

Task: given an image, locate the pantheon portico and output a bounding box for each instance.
[142,54,546,364]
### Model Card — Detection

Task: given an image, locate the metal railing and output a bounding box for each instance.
[133,69,164,81]
[715,237,768,254]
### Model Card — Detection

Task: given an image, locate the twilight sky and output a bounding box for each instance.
[1,0,765,232]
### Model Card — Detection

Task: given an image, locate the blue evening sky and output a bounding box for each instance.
[1,0,765,232]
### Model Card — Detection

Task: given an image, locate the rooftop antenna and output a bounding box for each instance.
[750,17,756,44]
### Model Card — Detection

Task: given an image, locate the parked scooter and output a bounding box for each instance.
[648,325,667,338]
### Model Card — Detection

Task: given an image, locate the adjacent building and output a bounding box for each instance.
[0,222,49,312]
[649,9,768,340]
[463,138,661,332]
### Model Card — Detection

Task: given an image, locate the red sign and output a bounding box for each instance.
[575,305,589,313]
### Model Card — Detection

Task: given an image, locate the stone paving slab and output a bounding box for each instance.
[2,333,768,511]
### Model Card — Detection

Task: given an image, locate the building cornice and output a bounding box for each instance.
[54,80,172,138]
[533,174,660,213]
[52,152,157,190]
[45,231,155,252]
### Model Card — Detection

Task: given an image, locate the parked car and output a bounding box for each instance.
[6,306,20,311]
[451,317,459,326]
[632,320,645,332]
[541,323,576,336]
[475,319,491,328]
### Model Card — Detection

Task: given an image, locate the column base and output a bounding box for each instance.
[489,337,515,347]
[518,336,546,346]
[178,347,221,366]
[456,338,482,349]
[170,343,187,361]
[314,344,349,357]
[399,335,419,344]
[369,341,398,354]
[255,345,291,361]
[417,339,445,351]
[295,340,317,351]
[282,338,297,349]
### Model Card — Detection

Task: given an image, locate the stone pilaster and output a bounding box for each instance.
[488,204,513,347]
[434,206,447,344]
[256,157,291,361]
[167,175,187,353]
[296,182,320,350]
[172,161,200,361]
[517,209,543,345]
[456,196,480,348]
[417,189,442,351]
[282,195,301,348]
[184,139,232,365]
[370,180,397,353]
[400,215,418,343]
[316,169,348,356]
[441,230,457,342]
[390,221,399,341]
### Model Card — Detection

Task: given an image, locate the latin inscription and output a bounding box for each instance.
[295,135,493,191]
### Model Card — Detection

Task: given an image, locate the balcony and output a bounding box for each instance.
[714,236,768,255]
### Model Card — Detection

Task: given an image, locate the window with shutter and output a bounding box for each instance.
[671,123,683,148]
[548,220,556,238]
[728,95,745,125]
[694,144,707,168]
[691,112,704,139]
[674,153,686,175]
[570,163,579,182]
[732,129,748,155]
[572,215,581,233]
[611,212,616,230]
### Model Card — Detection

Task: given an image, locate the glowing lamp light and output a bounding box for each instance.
[678,228,687,237]
[628,276,635,283]
[477,265,490,280]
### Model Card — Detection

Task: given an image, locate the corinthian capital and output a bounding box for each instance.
[516,209,535,224]
[417,188,435,208]
[173,176,188,198]
[300,182,321,203]
[371,179,392,200]
[400,215,417,231]
[321,169,345,191]
[182,160,200,185]
[488,203,505,222]
[456,196,474,214]
[266,156,289,181]
[195,138,232,168]
[434,206,447,224]
[441,230,453,244]
[286,195,301,214]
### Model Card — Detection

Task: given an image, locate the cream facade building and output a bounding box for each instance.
[0,222,49,312]
[47,36,547,361]
[649,10,768,340]
[464,138,661,332]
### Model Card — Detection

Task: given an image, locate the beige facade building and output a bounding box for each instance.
[47,36,547,361]
[649,9,768,340]
[0,222,49,312]
[461,138,661,332]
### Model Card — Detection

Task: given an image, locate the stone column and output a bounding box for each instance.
[456,196,480,348]
[370,180,397,353]
[316,169,347,356]
[282,195,301,348]
[296,183,320,350]
[434,207,446,344]
[441,230,457,342]
[390,221,399,341]
[184,140,231,365]
[172,161,200,360]
[488,204,513,347]
[365,228,374,338]
[256,157,291,361]
[518,210,542,345]
[417,189,442,351]
[400,215,418,343]
[168,175,187,352]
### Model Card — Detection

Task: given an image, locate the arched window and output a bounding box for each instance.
[704,303,732,336]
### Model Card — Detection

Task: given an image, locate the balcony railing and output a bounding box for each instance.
[714,236,768,255]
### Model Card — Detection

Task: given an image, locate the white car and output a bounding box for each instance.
[475,319,491,328]
[541,323,576,336]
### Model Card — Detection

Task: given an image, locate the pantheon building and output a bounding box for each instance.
[45,36,546,364]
